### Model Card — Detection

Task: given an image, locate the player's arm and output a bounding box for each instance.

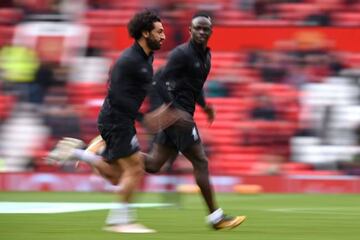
[196,90,215,124]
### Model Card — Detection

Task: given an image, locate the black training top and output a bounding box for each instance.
[147,67,165,112]
[98,42,154,125]
[156,40,211,115]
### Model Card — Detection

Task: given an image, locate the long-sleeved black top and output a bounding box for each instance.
[98,42,154,125]
[156,40,211,115]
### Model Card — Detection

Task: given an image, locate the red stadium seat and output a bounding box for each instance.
[333,12,360,26]
[0,25,14,46]
[276,3,319,21]
[0,95,16,121]
[0,8,23,24]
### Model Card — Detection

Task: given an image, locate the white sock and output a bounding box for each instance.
[106,203,136,225]
[206,208,224,224]
[73,149,102,164]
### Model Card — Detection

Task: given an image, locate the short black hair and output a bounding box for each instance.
[127,10,161,40]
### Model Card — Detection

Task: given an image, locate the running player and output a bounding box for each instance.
[145,13,247,230]
[48,10,167,233]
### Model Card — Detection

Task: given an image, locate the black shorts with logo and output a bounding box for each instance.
[98,123,140,163]
[153,117,201,152]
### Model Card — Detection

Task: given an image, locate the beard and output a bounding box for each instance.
[146,36,161,51]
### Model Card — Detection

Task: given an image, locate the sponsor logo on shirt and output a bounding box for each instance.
[192,127,199,141]
[130,135,139,149]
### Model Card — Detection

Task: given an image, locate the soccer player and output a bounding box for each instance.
[49,13,246,231]
[48,10,167,233]
[145,13,247,230]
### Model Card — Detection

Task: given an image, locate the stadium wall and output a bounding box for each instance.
[0,173,359,193]
[110,26,360,51]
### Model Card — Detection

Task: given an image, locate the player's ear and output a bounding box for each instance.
[142,30,150,38]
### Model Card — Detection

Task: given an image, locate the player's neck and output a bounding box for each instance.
[191,39,208,51]
[137,39,152,56]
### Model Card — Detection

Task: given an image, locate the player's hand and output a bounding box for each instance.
[203,104,215,124]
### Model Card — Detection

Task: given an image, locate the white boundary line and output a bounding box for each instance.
[0,202,172,214]
[268,207,360,215]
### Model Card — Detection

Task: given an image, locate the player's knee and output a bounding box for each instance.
[105,175,120,185]
[193,158,209,171]
[143,155,161,173]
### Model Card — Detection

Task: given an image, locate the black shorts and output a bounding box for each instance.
[98,123,140,163]
[153,117,201,152]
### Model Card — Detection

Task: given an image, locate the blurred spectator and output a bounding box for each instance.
[253,0,281,19]
[0,44,40,102]
[258,51,288,83]
[251,94,277,120]
[284,59,309,89]
[245,48,262,68]
[42,89,81,139]
[327,53,345,76]
[88,0,110,9]
[236,0,256,12]
[254,0,269,18]
[304,54,330,82]
[304,9,333,26]
[206,80,229,97]
[85,46,103,57]
[32,61,55,104]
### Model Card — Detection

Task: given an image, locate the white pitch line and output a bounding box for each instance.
[0,202,173,214]
[268,207,360,215]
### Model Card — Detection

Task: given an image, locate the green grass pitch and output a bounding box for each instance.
[0,192,359,240]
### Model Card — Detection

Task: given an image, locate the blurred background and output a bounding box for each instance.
[0,0,360,193]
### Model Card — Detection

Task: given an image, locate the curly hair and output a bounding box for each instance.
[127,10,161,40]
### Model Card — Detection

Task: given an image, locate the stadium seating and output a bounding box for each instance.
[0,25,14,46]
[0,8,23,24]
[1,0,358,177]
[0,95,16,121]
[333,12,360,26]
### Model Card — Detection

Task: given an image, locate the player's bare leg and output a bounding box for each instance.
[143,144,182,207]
[104,152,156,233]
[182,143,217,213]
[47,137,122,185]
[76,135,124,185]
[75,135,104,170]
[144,143,178,174]
[182,143,246,230]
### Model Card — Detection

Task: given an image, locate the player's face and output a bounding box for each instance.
[146,21,166,51]
[190,17,212,46]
